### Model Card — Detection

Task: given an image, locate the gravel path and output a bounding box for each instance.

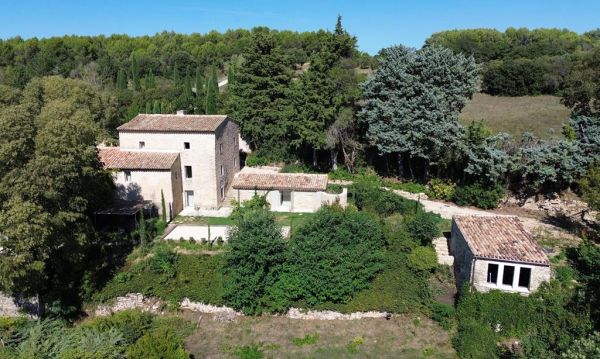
[392,189,574,238]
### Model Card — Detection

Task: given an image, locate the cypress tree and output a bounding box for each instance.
[145,101,152,114]
[153,99,161,114]
[116,69,127,90]
[184,66,193,101]
[173,65,180,87]
[139,209,146,246]
[131,56,141,91]
[205,65,219,114]
[195,67,204,114]
[227,63,235,85]
[161,189,167,222]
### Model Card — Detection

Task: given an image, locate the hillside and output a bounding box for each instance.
[459,93,571,139]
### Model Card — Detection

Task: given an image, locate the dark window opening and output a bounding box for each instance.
[518,268,531,289]
[502,265,515,286]
[185,166,193,179]
[487,264,499,284]
[184,142,190,149]
[139,141,145,149]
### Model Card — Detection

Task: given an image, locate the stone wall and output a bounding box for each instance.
[113,167,179,216]
[450,221,475,290]
[214,120,240,207]
[472,259,551,294]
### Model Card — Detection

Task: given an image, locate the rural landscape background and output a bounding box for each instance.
[1,1,600,358]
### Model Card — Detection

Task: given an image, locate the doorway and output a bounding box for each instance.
[185,191,195,208]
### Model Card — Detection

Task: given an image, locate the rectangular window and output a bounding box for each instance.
[124,170,131,182]
[184,142,190,149]
[219,143,223,154]
[185,191,194,207]
[281,191,291,204]
[220,165,224,177]
[502,265,515,286]
[518,268,532,289]
[139,141,145,149]
[220,185,225,199]
[185,166,193,179]
[487,264,499,284]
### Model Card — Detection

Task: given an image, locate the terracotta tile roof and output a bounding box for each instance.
[232,172,328,192]
[117,114,228,133]
[453,215,549,265]
[98,147,178,170]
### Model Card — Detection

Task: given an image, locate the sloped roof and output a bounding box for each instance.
[453,215,549,265]
[232,172,328,192]
[98,147,178,170]
[117,114,228,133]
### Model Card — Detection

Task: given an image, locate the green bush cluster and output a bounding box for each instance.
[404,211,442,246]
[454,280,594,358]
[94,246,225,305]
[351,176,421,216]
[0,310,192,359]
[427,178,456,201]
[452,183,506,209]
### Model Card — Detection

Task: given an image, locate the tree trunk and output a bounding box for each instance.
[397,153,405,178]
[423,160,430,181]
[37,294,45,319]
[330,150,338,170]
[312,148,317,168]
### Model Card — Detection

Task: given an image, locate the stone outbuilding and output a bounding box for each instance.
[450,215,551,295]
[231,171,347,213]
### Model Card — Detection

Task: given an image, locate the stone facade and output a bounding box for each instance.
[450,221,551,294]
[112,156,183,218]
[234,188,347,213]
[117,117,240,210]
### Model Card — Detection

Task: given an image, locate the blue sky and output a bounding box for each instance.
[1,0,599,54]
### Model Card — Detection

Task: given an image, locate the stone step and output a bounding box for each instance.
[438,255,454,266]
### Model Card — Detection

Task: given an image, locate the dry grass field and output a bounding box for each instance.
[183,312,456,358]
[459,93,571,139]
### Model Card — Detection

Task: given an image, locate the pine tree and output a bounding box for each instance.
[228,30,293,150]
[116,69,127,90]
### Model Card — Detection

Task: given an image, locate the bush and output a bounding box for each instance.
[274,206,386,307]
[326,184,344,194]
[223,210,286,315]
[431,302,455,330]
[427,178,456,201]
[404,211,442,246]
[351,176,420,216]
[407,246,438,272]
[453,318,498,358]
[382,178,430,194]
[83,310,154,344]
[125,328,189,359]
[244,153,270,167]
[453,183,505,209]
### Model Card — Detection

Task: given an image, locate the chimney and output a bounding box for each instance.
[176,110,186,115]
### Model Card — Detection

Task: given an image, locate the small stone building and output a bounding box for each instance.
[450,215,551,294]
[231,171,347,212]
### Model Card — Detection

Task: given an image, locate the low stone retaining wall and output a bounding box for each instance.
[92,293,388,321]
[164,224,290,241]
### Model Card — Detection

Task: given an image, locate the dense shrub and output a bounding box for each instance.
[407,246,438,272]
[453,318,498,358]
[222,209,286,315]
[454,281,594,357]
[125,328,189,359]
[431,302,455,330]
[427,178,456,201]
[230,194,270,220]
[404,211,442,246]
[274,206,386,307]
[83,310,154,344]
[94,248,225,305]
[453,183,506,209]
[351,176,420,216]
[382,178,430,194]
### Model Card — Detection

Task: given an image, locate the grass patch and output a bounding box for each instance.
[459,93,570,139]
[293,333,320,346]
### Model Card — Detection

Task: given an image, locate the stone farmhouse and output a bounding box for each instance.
[450,215,551,295]
[98,112,346,218]
[99,113,240,218]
